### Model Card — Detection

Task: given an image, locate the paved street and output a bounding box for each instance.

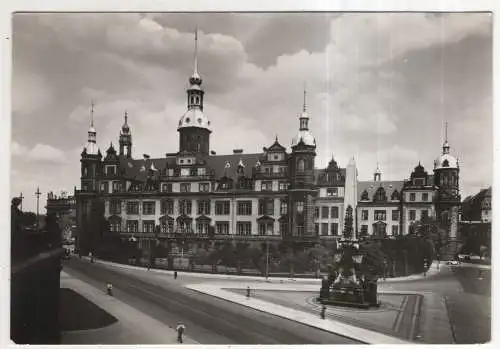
[62,259,359,345]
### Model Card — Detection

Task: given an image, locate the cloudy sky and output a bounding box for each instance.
[10,12,492,213]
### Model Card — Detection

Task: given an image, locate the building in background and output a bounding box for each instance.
[74,31,462,256]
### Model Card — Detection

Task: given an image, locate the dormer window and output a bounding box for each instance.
[361,190,369,201]
[373,187,387,202]
[391,190,400,201]
[442,159,449,167]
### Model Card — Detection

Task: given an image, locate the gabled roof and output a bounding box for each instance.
[357,181,404,201]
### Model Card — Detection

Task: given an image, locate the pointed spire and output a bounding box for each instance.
[90,100,95,128]
[442,120,450,154]
[303,81,307,112]
[194,26,199,78]
[124,110,128,125]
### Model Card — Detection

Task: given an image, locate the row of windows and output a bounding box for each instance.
[360,225,400,236]
[113,199,290,216]
[360,209,429,221]
[314,206,340,219]
[408,192,430,202]
[314,222,340,236]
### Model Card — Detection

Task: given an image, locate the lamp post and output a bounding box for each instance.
[35,187,42,231]
[19,192,24,211]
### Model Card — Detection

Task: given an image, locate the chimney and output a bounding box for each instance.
[233,149,243,154]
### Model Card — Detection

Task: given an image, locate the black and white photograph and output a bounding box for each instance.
[6,4,494,346]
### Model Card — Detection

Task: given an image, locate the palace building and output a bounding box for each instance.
[75,32,461,256]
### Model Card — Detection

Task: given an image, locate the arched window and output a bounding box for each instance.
[361,190,369,201]
[296,201,304,214]
[196,96,200,104]
[442,159,449,167]
[391,190,400,201]
[373,187,387,202]
[190,96,195,105]
[297,159,305,172]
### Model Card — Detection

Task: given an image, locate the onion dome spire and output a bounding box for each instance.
[84,100,100,155]
[121,110,130,135]
[442,121,450,155]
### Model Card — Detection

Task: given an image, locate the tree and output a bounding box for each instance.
[412,216,447,258]
[343,205,354,239]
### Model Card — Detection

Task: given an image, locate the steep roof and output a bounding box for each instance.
[357,181,404,201]
[118,153,263,182]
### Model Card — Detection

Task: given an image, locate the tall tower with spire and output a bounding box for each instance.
[433,121,460,257]
[80,101,102,192]
[177,28,211,155]
[119,110,132,158]
[288,84,317,237]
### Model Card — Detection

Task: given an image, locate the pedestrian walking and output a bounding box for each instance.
[106,283,113,296]
[321,305,326,319]
[174,271,178,279]
[147,263,151,271]
[176,322,186,343]
[89,252,94,263]
[246,286,251,298]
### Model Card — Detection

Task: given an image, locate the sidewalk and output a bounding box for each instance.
[60,271,197,345]
[186,282,409,344]
[83,257,443,284]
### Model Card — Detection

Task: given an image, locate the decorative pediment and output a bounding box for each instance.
[373,187,387,202]
[391,190,400,201]
[108,215,121,223]
[257,215,275,223]
[196,215,212,222]
[176,214,193,223]
[361,190,369,201]
[278,215,288,222]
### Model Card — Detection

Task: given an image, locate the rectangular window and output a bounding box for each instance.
[180,168,190,177]
[315,223,319,236]
[421,210,429,220]
[374,210,387,221]
[278,181,288,191]
[142,201,155,215]
[179,200,192,215]
[168,169,174,177]
[215,201,230,215]
[327,188,338,197]
[314,207,319,218]
[321,207,329,219]
[161,200,174,215]
[106,165,116,176]
[143,220,155,233]
[422,193,429,201]
[237,201,252,215]
[112,181,121,192]
[409,210,416,221]
[237,222,252,236]
[110,200,121,215]
[392,225,399,236]
[361,210,369,221]
[331,206,339,219]
[414,178,424,186]
[199,183,210,192]
[126,220,139,233]
[361,225,368,237]
[321,223,328,236]
[392,210,399,221]
[330,223,339,235]
[261,181,273,191]
[180,183,191,193]
[126,201,139,215]
[197,200,210,215]
[410,193,416,202]
[258,222,273,235]
[196,222,209,235]
[259,199,274,215]
[216,221,230,235]
[280,200,288,215]
[161,183,172,193]
[100,182,109,193]
[296,202,304,214]
[197,167,206,176]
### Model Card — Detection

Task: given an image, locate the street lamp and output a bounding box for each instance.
[35,187,42,231]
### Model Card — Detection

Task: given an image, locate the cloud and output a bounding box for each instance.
[27,144,67,164]
[12,71,53,114]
